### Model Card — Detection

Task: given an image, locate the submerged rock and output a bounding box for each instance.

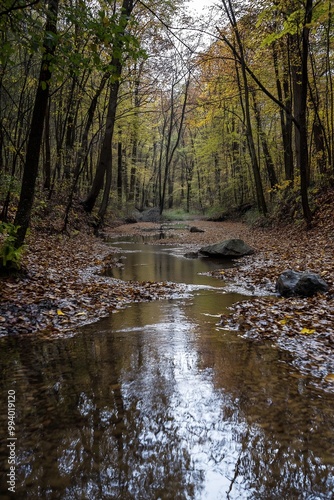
[276,270,329,297]
[184,251,199,259]
[199,239,255,258]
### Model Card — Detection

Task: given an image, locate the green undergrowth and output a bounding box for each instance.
[0,222,26,274]
[162,208,200,221]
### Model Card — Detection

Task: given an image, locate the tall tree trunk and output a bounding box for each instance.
[157,111,167,207]
[75,71,110,180]
[97,147,112,226]
[129,138,137,202]
[129,66,142,202]
[160,76,190,215]
[325,0,334,170]
[43,100,51,190]
[1,54,33,220]
[251,89,278,190]
[168,159,175,209]
[298,0,313,226]
[117,135,123,209]
[14,0,59,248]
[62,71,111,231]
[159,82,175,213]
[235,53,267,214]
[93,77,120,220]
[273,41,294,181]
[291,39,303,183]
[81,0,134,215]
[222,0,267,215]
[309,52,329,175]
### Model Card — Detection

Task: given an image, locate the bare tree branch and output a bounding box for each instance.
[0,0,40,17]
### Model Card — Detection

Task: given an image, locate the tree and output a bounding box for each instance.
[13,0,59,248]
[81,0,136,217]
[220,0,268,215]
[297,0,313,226]
[251,88,278,190]
[272,40,294,182]
[159,74,190,214]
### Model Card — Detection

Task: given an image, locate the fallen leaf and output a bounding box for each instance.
[300,328,315,335]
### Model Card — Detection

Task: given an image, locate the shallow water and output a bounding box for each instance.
[0,241,334,499]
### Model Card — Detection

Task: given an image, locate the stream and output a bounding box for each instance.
[1,238,334,499]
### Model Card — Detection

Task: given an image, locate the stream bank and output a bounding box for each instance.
[1,219,334,391]
[0,229,334,500]
[0,220,257,337]
[1,227,334,498]
[108,220,334,392]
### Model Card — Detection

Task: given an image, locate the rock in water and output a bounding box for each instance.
[184,251,199,259]
[199,239,255,258]
[276,270,329,297]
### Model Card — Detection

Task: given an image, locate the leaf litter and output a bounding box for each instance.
[1,198,334,389]
[111,212,334,390]
[0,232,183,338]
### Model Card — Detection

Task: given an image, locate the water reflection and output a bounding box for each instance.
[1,295,334,498]
[106,242,234,286]
[1,244,334,498]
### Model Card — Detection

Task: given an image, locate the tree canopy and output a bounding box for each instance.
[1,0,334,261]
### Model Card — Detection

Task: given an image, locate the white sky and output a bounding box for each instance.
[186,0,217,13]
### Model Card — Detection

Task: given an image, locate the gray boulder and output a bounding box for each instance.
[199,239,255,258]
[138,207,161,222]
[276,270,329,297]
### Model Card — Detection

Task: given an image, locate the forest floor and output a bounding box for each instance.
[1,190,334,387]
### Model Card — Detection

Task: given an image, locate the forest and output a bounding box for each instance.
[1,3,334,496]
[0,0,333,263]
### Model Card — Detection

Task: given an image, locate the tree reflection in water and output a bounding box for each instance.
[1,292,334,500]
[1,291,334,498]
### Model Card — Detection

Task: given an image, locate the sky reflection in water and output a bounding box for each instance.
[0,242,334,498]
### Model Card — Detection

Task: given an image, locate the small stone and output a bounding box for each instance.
[184,252,199,259]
